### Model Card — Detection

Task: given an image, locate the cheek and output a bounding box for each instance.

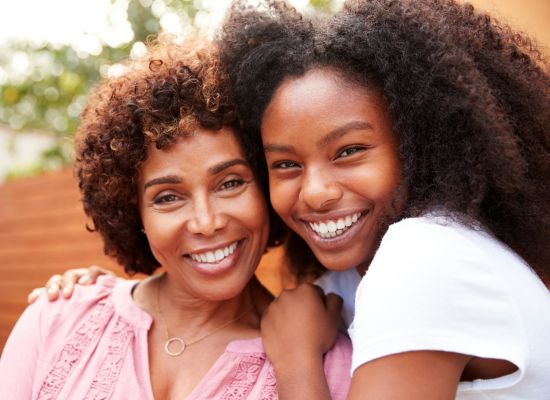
[142,213,181,254]
[268,178,296,222]
[242,189,271,242]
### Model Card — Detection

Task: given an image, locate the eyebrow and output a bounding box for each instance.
[263,121,373,154]
[143,175,182,191]
[318,121,373,147]
[263,143,297,154]
[143,159,249,191]
[207,158,249,175]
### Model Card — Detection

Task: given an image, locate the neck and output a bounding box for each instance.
[139,273,256,335]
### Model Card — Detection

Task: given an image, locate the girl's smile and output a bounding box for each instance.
[261,68,404,273]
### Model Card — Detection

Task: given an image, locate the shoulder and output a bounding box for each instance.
[351,214,531,372]
[30,274,118,313]
[28,275,133,336]
[379,214,483,254]
[367,214,506,284]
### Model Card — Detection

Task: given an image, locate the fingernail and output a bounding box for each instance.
[47,284,58,294]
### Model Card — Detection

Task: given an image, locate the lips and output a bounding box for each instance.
[307,212,363,239]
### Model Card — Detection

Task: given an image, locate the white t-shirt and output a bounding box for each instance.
[315,268,361,327]
[350,215,550,399]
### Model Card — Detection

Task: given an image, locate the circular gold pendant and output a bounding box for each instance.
[165,337,186,356]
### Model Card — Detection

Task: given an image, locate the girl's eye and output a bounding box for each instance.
[337,146,365,159]
[272,161,298,170]
[219,178,246,191]
[153,193,179,205]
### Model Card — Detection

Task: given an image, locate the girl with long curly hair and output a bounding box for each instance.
[219,0,550,398]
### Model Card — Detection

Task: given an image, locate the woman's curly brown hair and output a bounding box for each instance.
[75,37,286,275]
[219,0,550,281]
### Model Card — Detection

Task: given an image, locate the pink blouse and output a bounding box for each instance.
[0,275,351,399]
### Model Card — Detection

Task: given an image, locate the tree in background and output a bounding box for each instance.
[0,0,336,179]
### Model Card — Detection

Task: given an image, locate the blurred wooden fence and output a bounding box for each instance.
[0,169,287,352]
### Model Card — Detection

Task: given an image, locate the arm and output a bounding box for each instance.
[28,265,114,303]
[348,351,469,399]
[0,299,48,398]
[260,283,342,400]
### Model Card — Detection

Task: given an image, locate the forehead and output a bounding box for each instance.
[141,127,244,175]
[261,68,392,144]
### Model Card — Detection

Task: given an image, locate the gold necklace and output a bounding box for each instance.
[156,277,250,357]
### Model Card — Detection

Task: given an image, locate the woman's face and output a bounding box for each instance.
[261,68,403,273]
[138,127,270,301]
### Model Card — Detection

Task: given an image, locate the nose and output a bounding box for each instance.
[187,195,226,236]
[299,167,343,211]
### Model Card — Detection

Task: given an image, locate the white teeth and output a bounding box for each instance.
[189,242,238,264]
[308,212,363,239]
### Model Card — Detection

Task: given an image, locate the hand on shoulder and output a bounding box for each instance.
[27,265,115,304]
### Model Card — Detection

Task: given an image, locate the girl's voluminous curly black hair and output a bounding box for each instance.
[75,37,286,275]
[219,0,550,281]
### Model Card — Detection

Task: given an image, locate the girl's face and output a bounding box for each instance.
[261,68,403,273]
[138,127,270,300]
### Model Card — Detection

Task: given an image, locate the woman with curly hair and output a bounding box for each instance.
[0,37,352,399]
[218,0,550,398]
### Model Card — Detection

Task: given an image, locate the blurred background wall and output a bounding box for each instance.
[0,0,548,351]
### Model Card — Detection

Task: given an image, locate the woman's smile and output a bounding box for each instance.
[183,240,243,276]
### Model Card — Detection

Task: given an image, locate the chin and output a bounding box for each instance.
[318,244,376,272]
[203,279,251,302]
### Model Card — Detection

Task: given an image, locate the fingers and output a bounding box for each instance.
[325,293,343,321]
[27,288,46,304]
[27,265,114,304]
[61,268,88,298]
[27,274,63,304]
[45,274,63,301]
[85,265,115,283]
[62,265,113,298]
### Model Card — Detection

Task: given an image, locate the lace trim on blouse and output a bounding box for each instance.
[36,295,276,399]
[37,299,114,399]
[221,354,278,399]
[37,299,134,400]
[84,316,134,399]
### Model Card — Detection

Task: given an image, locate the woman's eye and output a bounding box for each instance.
[272,161,298,170]
[219,178,246,191]
[153,193,179,205]
[337,146,364,159]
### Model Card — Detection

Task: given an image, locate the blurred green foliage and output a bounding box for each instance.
[0,0,336,179]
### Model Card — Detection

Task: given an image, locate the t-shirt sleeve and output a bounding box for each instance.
[350,218,526,374]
